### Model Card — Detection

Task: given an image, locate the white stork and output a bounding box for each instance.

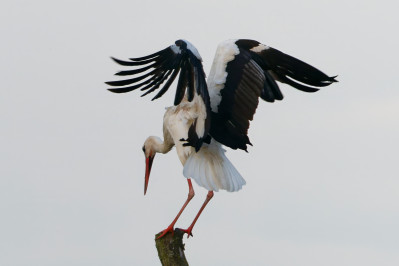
[106,39,337,238]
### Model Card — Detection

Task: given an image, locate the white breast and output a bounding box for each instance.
[163,97,203,165]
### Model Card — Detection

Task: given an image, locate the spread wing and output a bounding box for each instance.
[106,40,211,151]
[207,39,337,151]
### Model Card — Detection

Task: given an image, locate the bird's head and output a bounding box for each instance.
[142,137,158,195]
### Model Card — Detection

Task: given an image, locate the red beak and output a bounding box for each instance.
[144,155,155,195]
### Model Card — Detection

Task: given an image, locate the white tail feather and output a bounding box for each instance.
[183,140,246,192]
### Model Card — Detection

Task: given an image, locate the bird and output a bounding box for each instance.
[106,39,337,239]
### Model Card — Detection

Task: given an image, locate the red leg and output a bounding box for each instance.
[157,179,195,239]
[180,190,214,238]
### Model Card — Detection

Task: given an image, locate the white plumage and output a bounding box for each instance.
[207,40,240,112]
[183,140,245,192]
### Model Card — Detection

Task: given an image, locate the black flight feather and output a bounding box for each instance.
[128,47,168,61]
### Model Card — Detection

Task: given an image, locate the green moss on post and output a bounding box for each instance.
[155,229,189,266]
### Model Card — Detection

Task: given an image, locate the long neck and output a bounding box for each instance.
[150,136,174,154]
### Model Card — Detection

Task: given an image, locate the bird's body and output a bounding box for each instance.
[145,94,246,192]
[107,39,337,238]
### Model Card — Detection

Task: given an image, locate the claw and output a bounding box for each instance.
[178,227,194,238]
[156,225,175,239]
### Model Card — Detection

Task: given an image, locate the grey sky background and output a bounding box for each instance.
[1,0,398,265]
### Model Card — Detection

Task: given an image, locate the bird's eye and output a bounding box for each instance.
[142,146,146,153]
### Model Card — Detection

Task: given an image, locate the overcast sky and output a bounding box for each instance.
[1,0,398,265]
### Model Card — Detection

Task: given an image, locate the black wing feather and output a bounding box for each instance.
[140,70,172,97]
[262,70,283,102]
[256,47,337,91]
[152,67,181,100]
[129,47,168,61]
[110,56,155,66]
[174,61,188,105]
[105,70,155,87]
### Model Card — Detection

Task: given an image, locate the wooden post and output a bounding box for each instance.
[155,229,189,266]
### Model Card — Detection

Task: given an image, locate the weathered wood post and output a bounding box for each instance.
[155,229,189,266]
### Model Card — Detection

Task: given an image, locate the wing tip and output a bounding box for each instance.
[330,75,339,82]
[105,80,123,87]
[107,86,134,94]
[110,56,121,64]
[110,56,131,66]
[114,70,127,76]
[107,88,123,93]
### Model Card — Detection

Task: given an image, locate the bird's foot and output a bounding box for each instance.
[156,225,175,239]
[180,137,202,152]
[178,227,194,238]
